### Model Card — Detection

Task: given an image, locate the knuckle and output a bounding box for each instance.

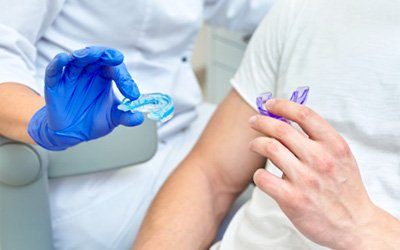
[263,138,280,155]
[318,157,335,174]
[45,63,53,72]
[251,137,280,157]
[45,64,58,75]
[301,172,320,190]
[56,52,69,58]
[296,194,311,207]
[274,122,290,137]
[297,106,314,122]
[54,53,64,60]
[119,75,131,83]
[307,151,334,173]
[333,137,351,156]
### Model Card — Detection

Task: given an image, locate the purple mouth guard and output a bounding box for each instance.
[256,86,310,122]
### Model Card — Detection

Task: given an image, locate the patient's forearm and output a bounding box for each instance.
[133,90,265,249]
[133,159,233,249]
[0,82,44,144]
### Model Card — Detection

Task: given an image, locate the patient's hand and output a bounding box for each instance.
[248,99,399,250]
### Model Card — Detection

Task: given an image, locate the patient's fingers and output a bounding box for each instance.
[253,168,293,203]
[265,99,339,142]
[249,115,312,161]
[249,136,301,180]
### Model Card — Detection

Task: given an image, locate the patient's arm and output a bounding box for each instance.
[0,82,44,144]
[133,89,266,249]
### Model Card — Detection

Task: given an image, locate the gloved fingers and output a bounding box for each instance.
[98,48,124,66]
[111,107,144,127]
[100,63,140,100]
[82,48,124,74]
[65,47,106,78]
[45,52,71,88]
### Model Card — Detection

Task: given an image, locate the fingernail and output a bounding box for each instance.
[254,168,264,177]
[266,99,276,109]
[248,116,257,124]
[253,169,265,182]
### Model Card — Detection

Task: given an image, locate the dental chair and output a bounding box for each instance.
[0,119,157,250]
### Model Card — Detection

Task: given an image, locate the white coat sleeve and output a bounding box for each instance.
[203,0,277,32]
[0,0,64,94]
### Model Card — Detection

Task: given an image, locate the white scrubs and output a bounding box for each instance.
[50,103,216,249]
[0,0,275,249]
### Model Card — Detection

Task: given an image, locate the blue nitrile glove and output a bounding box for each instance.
[28,46,144,151]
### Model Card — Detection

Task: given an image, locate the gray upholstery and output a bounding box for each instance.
[0,119,157,250]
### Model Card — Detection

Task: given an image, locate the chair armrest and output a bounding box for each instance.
[0,137,53,250]
[0,118,157,249]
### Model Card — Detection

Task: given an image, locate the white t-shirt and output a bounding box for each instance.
[217,0,400,249]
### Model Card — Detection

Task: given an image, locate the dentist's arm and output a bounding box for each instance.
[0,1,61,144]
[133,89,266,249]
[0,82,44,144]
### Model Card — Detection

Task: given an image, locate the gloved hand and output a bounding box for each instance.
[28,46,144,151]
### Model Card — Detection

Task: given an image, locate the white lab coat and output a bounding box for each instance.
[0,0,275,249]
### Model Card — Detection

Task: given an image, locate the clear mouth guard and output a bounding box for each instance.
[257,86,309,122]
[118,93,174,123]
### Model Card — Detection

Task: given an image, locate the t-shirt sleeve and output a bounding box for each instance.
[231,0,304,110]
[0,0,63,94]
[203,0,277,32]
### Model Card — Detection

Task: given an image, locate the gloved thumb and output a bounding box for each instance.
[111,108,144,127]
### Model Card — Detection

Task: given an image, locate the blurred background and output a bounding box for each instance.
[192,26,249,104]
